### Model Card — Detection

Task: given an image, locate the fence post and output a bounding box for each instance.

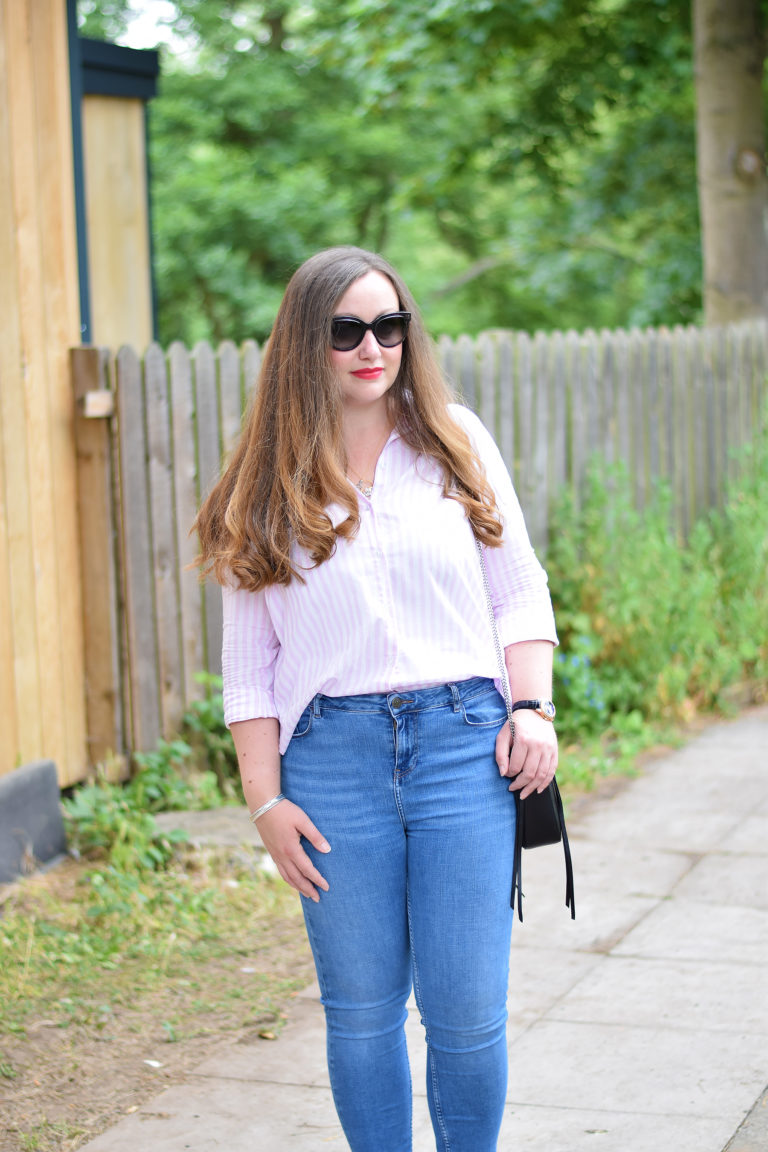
[70,346,124,773]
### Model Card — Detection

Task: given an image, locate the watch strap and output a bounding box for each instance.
[511,699,556,720]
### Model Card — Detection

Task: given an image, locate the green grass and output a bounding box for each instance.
[17,1122,86,1152]
[0,851,309,1041]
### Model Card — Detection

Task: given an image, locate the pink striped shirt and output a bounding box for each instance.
[222,404,557,753]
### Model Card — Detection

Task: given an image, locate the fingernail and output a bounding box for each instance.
[319,841,331,852]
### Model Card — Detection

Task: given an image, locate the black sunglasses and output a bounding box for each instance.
[330,312,411,352]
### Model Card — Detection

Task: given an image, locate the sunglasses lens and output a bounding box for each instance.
[331,319,364,351]
[373,315,409,347]
[330,313,410,351]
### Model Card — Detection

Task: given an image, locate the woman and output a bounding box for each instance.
[195,246,558,1151]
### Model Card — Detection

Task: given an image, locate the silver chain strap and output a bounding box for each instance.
[475,538,515,738]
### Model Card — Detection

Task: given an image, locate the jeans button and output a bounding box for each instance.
[391,696,404,708]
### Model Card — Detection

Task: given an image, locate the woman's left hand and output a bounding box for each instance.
[495,709,558,800]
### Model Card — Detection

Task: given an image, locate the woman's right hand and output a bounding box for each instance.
[255,799,331,902]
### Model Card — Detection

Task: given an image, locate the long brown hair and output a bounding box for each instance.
[195,246,503,590]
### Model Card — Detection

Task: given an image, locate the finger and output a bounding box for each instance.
[279,857,326,902]
[297,815,332,855]
[514,778,543,801]
[276,861,319,902]
[295,846,330,892]
[509,753,557,799]
[495,722,514,773]
[506,737,534,781]
[506,745,544,793]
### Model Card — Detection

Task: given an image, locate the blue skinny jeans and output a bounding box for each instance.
[280,677,516,1152]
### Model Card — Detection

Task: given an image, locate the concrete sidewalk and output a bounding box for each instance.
[81,708,768,1152]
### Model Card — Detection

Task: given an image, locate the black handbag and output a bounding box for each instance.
[476,540,575,922]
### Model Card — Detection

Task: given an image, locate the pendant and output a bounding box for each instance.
[354,480,373,498]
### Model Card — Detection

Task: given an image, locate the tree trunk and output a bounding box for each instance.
[693,0,767,324]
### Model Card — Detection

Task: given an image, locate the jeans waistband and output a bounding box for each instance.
[312,676,496,717]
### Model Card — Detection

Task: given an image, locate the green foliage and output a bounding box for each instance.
[553,634,608,741]
[78,0,717,342]
[62,673,239,874]
[77,0,132,41]
[62,776,189,873]
[547,430,768,770]
[181,673,240,793]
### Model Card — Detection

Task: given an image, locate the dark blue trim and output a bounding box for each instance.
[66,0,91,342]
[80,38,159,99]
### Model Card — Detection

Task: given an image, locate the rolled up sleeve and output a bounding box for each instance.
[221,582,281,727]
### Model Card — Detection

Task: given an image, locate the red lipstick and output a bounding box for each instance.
[351,368,384,379]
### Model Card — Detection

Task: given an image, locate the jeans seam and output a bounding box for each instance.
[407,885,451,1152]
[460,683,498,703]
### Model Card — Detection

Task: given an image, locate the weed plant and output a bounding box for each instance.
[62,677,239,872]
[547,423,768,787]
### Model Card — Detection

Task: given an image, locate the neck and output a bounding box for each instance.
[342,407,394,485]
[341,400,392,443]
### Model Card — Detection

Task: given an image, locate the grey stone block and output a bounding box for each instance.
[0,760,67,883]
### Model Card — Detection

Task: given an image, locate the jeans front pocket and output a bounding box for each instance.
[290,703,314,740]
[460,686,508,727]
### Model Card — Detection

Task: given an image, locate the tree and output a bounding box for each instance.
[77,0,132,40]
[693,0,767,324]
[147,1,463,343]
[310,0,703,328]
[81,0,761,341]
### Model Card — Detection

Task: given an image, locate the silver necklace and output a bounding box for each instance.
[347,424,392,499]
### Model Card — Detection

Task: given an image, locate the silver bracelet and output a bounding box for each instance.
[249,793,286,823]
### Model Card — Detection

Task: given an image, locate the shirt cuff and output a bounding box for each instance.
[223,686,279,729]
[495,606,559,649]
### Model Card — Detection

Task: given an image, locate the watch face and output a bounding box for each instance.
[539,701,556,720]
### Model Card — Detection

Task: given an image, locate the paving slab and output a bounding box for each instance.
[78,706,768,1152]
[550,954,768,1034]
[718,814,768,854]
[78,1077,346,1151]
[725,1086,768,1152]
[673,851,768,908]
[506,1020,767,1117]
[613,898,768,965]
[506,946,603,1023]
[497,1104,736,1152]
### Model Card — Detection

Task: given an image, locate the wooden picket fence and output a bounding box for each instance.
[71,319,768,762]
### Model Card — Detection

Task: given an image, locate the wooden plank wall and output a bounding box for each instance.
[439,320,768,546]
[101,320,767,759]
[0,0,86,784]
[111,341,259,752]
[82,96,153,352]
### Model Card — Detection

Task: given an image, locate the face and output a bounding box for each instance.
[329,270,403,415]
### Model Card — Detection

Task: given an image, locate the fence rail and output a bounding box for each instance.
[72,319,768,761]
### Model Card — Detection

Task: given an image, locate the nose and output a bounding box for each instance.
[358,329,381,357]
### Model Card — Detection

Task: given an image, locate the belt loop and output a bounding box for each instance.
[449,683,462,711]
[312,694,322,718]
